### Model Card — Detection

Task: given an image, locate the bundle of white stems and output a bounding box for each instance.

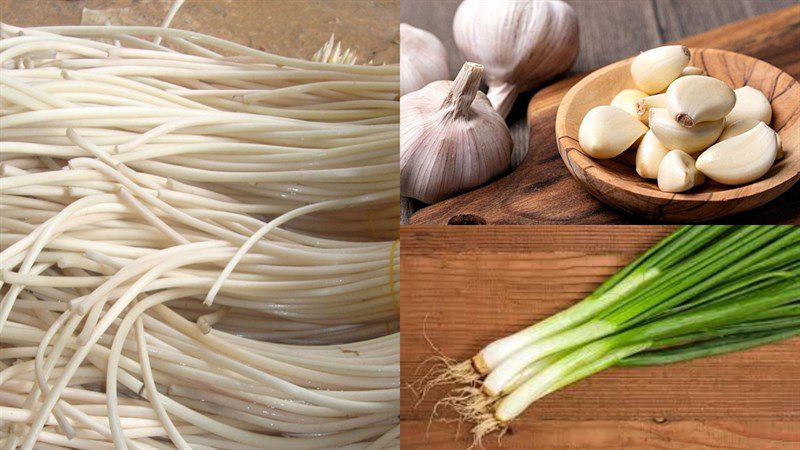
[0,18,399,450]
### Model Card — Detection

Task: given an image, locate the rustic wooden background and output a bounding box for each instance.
[401,0,799,224]
[401,226,800,449]
[0,0,399,64]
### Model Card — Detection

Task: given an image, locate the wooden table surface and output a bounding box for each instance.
[401,0,799,224]
[400,225,800,449]
[0,0,399,64]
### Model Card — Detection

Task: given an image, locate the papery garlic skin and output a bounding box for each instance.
[666,75,735,127]
[726,86,772,125]
[578,106,648,159]
[636,131,670,179]
[453,0,579,118]
[400,23,450,96]
[695,122,777,185]
[611,89,648,118]
[649,108,724,154]
[658,149,700,193]
[631,45,690,94]
[401,62,512,204]
[636,93,666,125]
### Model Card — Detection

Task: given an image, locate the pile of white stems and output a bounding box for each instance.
[0,22,399,449]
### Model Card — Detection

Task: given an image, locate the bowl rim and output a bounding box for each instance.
[555,47,800,204]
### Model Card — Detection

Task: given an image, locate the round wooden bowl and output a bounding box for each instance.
[555,48,799,222]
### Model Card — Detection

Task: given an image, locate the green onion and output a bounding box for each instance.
[428,225,799,442]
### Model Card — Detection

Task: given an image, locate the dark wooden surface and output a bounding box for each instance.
[401,0,799,224]
[401,225,800,449]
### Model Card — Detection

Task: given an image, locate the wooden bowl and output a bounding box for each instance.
[555,48,799,222]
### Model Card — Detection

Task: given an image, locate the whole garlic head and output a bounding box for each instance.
[401,62,512,204]
[400,23,450,96]
[453,0,579,118]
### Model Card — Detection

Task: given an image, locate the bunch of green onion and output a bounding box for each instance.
[426,225,799,443]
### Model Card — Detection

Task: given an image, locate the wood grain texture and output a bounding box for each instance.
[403,1,800,224]
[555,48,800,221]
[400,226,800,449]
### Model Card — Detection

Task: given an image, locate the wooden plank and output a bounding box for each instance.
[400,225,800,449]
[409,5,800,225]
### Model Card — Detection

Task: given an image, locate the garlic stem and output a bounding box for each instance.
[441,62,484,119]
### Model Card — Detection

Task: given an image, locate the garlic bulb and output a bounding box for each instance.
[658,149,702,193]
[631,45,690,94]
[666,75,735,127]
[696,122,777,185]
[636,131,669,179]
[726,86,772,124]
[635,93,667,125]
[400,23,450,96]
[611,89,648,118]
[649,108,724,154]
[401,62,512,203]
[453,0,579,118]
[578,106,648,159]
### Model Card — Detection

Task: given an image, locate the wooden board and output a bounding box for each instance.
[407,5,800,225]
[400,226,800,449]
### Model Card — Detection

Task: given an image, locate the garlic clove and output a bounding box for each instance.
[776,133,784,160]
[578,106,648,159]
[611,89,649,118]
[401,62,513,203]
[635,93,666,125]
[400,23,450,96]
[658,149,700,193]
[453,0,579,118]
[631,45,690,94]
[717,118,760,141]
[681,66,705,76]
[649,108,724,154]
[635,130,670,179]
[725,86,772,125]
[695,122,777,185]
[666,75,736,127]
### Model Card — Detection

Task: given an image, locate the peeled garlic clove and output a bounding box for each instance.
[658,149,700,193]
[400,23,450,96]
[635,130,669,179]
[666,75,735,127]
[611,89,648,118]
[401,62,512,203]
[718,118,760,141]
[681,66,705,76]
[635,93,666,125]
[725,86,772,125]
[579,106,648,159]
[453,0,579,118]
[695,122,777,185]
[649,108,724,154]
[631,45,690,94]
